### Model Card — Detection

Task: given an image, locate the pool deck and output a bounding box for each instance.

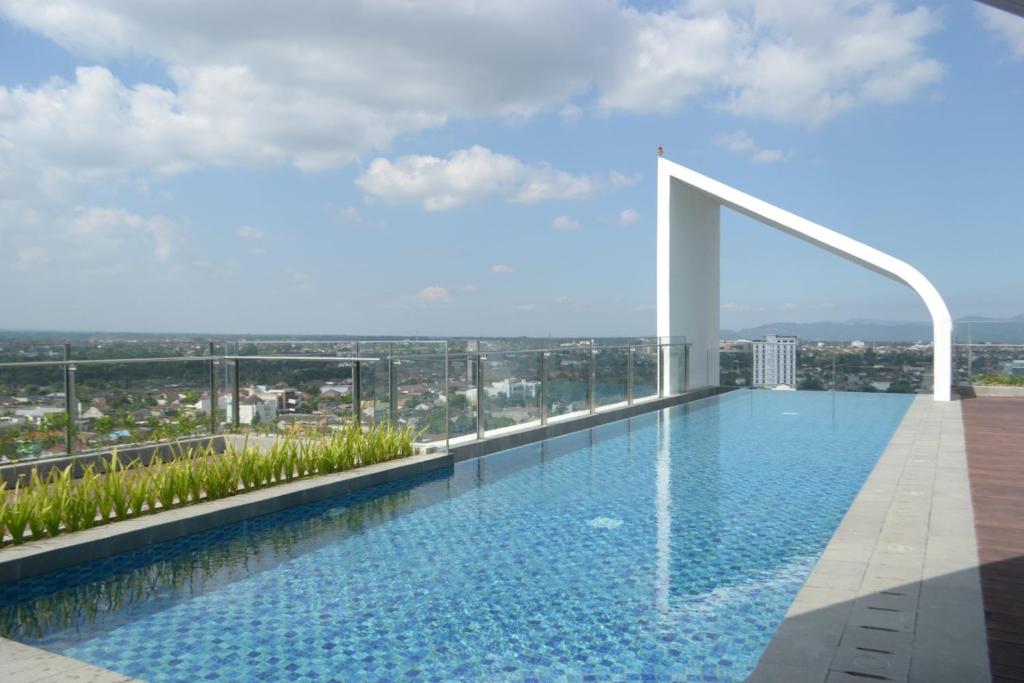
[750,395,992,682]
[962,397,1024,682]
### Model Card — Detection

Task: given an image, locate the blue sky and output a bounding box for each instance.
[0,1,1021,337]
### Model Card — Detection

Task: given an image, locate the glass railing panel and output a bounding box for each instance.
[69,339,213,361]
[72,360,213,451]
[446,353,478,440]
[352,342,390,425]
[0,365,67,462]
[633,345,658,400]
[719,349,752,389]
[958,343,1024,385]
[234,358,352,434]
[667,343,688,393]
[790,346,827,391]
[233,340,359,357]
[594,347,628,407]
[482,351,541,432]
[545,349,590,418]
[391,355,448,450]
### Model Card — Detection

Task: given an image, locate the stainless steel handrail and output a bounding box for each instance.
[0,355,380,369]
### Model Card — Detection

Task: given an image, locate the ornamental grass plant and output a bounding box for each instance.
[0,421,415,546]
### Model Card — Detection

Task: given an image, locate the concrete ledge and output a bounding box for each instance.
[970,384,1024,398]
[450,386,730,462]
[0,451,451,585]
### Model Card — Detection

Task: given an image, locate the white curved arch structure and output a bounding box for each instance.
[657,157,952,401]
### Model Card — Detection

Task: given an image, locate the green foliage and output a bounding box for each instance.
[974,374,1024,387]
[0,420,414,546]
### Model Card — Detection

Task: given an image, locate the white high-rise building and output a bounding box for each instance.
[753,335,798,387]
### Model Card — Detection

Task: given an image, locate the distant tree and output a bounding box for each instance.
[485,415,515,430]
[94,416,114,436]
[798,377,826,391]
[887,380,915,394]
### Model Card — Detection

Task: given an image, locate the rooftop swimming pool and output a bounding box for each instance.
[0,390,913,681]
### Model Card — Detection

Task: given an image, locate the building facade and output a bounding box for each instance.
[753,335,798,387]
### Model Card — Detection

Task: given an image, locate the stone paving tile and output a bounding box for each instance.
[750,396,991,683]
[0,638,134,683]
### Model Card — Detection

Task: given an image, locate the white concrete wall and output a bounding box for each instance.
[657,175,720,393]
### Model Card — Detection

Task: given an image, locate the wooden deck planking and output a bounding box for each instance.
[963,397,1024,682]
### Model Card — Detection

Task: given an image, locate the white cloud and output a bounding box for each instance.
[752,148,790,164]
[490,264,515,274]
[713,131,756,153]
[602,1,942,126]
[357,146,621,210]
[559,103,583,125]
[978,5,1024,60]
[515,303,538,312]
[555,295,571,304]
[551,215,580,230]
[14,247,47,270]
[415,286,452,303]
[0,0,944,194]
[289,271,312,291]
[609,171,642,188]
[237,225,264,240]
[460,284,478,292]
[780,302,834,311]
[67,207,183,261]
[619,208,639,225]
[715,131,792,164]
[721,302,766,312]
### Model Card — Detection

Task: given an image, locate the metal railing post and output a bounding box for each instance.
[352,360,362,426]
[63,343,74,454]
[967,322,973,382]
[627,346,635,405]
[684,344,691,393]
[208,341,217,434]
[389,358,399,425]
[231,358,240,427]
[658,344,665,398]
[444,343,450,453]
[476,354,486,439]
[539,351,548,425]
[588,347,597,414]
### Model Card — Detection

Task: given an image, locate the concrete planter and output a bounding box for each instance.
[971,384,1024,398]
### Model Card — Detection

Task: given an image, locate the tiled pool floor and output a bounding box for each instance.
[0,391,914,682]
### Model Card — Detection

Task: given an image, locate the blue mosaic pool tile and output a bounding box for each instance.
[0,391,912,681]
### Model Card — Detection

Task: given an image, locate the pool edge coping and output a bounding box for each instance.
[749,395,991,683]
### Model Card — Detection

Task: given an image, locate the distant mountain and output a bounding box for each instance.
[722,315,1024,343]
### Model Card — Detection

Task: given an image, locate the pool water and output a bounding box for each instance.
[0,390,913,682]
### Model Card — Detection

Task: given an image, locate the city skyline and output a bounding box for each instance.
[1,1,1022,336]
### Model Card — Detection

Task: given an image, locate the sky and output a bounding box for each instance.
[0,0,1022,337]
